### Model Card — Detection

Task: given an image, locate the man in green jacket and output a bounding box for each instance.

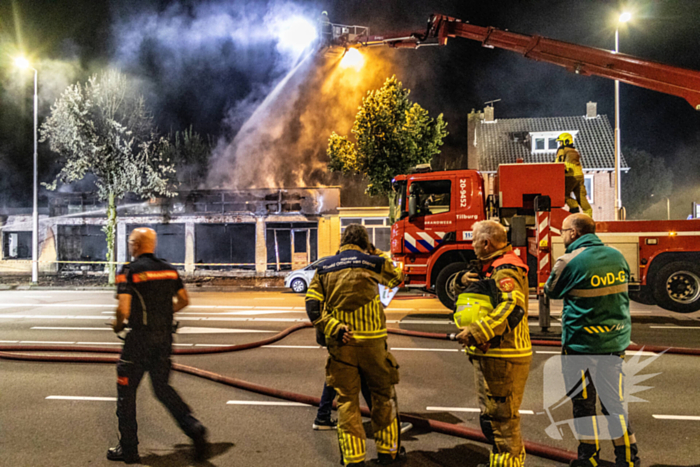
[545,214,640,467]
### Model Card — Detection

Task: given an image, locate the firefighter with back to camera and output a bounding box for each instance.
[452,220,531,467]
[555,132,592,217]
[305,224,404,466]
[108,227,208,464]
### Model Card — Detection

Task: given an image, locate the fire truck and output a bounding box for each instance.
[338,15,700,314]
[391,163,700,314]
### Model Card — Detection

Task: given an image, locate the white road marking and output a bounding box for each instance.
[176,317,304,322]
[262,345,321,349]
[427,407,480,413]
[47,396,116,402]
[176,327,275,334]
[226,401,311,407]
[194,344,237,347]
[0,304,114,308]
[76,342,121,345]
[390,347,459,352]
[20,341,75,344]
[426,406,533,415]
[0,340,19,343]
[0,315,111,320]
[536,351,561,354]
[649,326,700,330]
[652,415,700,421]
[173,343,194,347]
[31,327,112,331]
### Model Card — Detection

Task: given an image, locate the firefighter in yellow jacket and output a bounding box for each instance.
[556,133,592,217]
[306,224,404,466]
[454,220,532,467]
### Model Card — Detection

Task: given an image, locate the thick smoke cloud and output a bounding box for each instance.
[110,0,323,140]
[208,48,399,190]
[110,0,406,195]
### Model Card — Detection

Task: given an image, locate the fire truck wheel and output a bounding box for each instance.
[435,262,469,310]
[290,278,308,294]
[652,262,700,313]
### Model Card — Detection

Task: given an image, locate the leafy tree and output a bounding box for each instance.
[622,147,673,219]
[40,70,177,284]
[165,125,212,189]
[328,76,448,222]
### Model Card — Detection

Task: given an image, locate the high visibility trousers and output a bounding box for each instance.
[565,176,593,217]
[473,356,531,466]
[327,339,401,464]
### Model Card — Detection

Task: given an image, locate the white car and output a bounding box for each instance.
[284,260,400,308]
[284,260,321,293]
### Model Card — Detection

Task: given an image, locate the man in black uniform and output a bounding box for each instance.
[107,227,208,464]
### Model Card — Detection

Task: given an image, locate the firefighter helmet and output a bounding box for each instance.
[556,132,574,146]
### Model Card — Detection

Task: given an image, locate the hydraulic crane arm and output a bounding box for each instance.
[355,14,700,110]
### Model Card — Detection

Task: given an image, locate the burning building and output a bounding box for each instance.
[0,187,386,277]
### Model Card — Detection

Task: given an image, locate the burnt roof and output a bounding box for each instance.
[475,114,628,172]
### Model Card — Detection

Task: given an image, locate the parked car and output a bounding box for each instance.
[284,260,321,293]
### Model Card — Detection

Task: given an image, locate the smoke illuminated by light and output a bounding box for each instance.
[340,48,365,71]
[275,16,318,56]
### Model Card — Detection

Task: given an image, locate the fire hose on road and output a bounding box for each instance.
[2,322,700,464]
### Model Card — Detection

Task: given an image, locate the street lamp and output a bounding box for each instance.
[14,56,39,284]
[614,12,631,220]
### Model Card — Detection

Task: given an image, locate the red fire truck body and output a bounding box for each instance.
[391,163,700,314]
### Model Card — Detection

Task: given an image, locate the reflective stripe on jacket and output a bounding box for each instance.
[467,246,532,361]
[305,245,403,340]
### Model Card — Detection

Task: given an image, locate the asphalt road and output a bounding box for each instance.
[0,289,699,467]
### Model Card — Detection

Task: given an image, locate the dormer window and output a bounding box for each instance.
[530,131,578,154]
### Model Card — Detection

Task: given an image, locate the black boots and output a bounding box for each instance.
[107,444,140,464]
[569,443,599,467]
[614,443,641,467]
[192,424,209,461]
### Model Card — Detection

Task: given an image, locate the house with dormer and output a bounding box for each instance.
[467,102,628,220]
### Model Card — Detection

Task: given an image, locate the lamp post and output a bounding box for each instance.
[614,12,631,220]
[14,57,39,284]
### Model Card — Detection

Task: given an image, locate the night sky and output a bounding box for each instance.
[1,0,700,212]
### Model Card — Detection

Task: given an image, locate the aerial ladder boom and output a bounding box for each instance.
[353,14,700,110]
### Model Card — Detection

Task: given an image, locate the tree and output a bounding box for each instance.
[327,76,448,222]
[40,70,177,284]
[164,126,212,189]
[622,147,674,219]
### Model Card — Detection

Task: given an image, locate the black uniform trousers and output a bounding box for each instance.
[117,332,201,451]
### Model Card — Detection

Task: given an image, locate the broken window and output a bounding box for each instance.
[266,222,318,271]
[2,231,31,259]
[195,223,256,270]
[57,225,108,271]
[126,224,186,266]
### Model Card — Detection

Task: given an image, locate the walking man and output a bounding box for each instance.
[545,214,640,467]
[108,227,208,464]
[306,224,404,466]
